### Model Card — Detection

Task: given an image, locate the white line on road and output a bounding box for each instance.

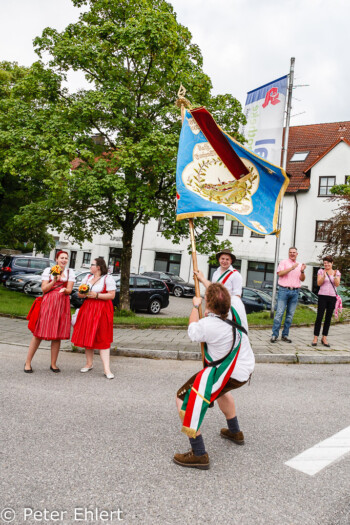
[285,425,350,476]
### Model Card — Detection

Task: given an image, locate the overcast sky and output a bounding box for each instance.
[1,0,349,126]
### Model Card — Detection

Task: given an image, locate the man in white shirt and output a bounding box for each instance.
[195,249,243,297]
[173,283,255,470]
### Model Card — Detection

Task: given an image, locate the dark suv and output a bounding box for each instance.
[70,274,169,314]
[142,271,195,297]
[0,255,55,283]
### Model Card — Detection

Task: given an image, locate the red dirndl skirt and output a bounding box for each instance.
[71,299,114,350]
[29,288,71,340]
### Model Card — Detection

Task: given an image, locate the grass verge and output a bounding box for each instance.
[0,287,348,328]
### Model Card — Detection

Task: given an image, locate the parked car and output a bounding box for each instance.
[23,268,90,296]
[72,270,93,290]
[337,285,350,307]
[70,274,169,314]
[0,255,55,283]
[263,285,318,305]
[241,287,273,314]
[298,287,318,304]
[5,270,43,292]
[142,271,195,297]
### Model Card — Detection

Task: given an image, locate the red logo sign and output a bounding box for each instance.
[262,87,281,108]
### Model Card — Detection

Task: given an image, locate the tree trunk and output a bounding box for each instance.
[119,214,134,311]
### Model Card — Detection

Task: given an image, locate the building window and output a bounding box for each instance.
[70,251,77,269]
[157,218,166,232]
[109,248,122,274]
[345,175,350,184]
[250,231,265,238]
[154,252,181,276]
[318,176,336,196]
[213,216,224,235]
[82,252,91,265]
[290,152,309,162]
[315,221,332,242]
[246,261,274,288]
[230,220,244,237]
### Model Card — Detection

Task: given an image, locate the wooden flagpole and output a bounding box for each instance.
[177,86,205,365]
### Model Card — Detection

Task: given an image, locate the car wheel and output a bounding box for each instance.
[148,299,161,314]
[173,286,183,297]
[23,283,32,294]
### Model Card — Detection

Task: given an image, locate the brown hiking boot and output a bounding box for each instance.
[220,429,245,445]
[173,450,210,470]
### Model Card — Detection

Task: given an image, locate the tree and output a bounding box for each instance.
[0,61,62,251]
[11,0,246,309]
[321,181,350,293]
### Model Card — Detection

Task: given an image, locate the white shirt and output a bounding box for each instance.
[212,265,243,297]
[42,267,76,282]
[82,274,116,293]
[188,297,255,382]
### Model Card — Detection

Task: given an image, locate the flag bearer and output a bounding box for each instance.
[173,283,254,470]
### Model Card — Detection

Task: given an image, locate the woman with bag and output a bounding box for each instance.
[312,256,341,347]
[71,257,116,379]
[24,250,76,373]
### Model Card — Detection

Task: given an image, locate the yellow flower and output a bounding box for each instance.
[50,265,62,276]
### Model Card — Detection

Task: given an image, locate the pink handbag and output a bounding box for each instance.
[334,294,343,319]
[325,272,342,319]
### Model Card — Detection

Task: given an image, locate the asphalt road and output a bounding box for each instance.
[0,345,349,525]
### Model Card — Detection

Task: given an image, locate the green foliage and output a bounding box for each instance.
[322,181,350,296]
[114,308,136,317]
[3,0,247,309]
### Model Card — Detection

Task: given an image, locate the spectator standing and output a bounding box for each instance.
[312,256,341,347]
[271,247,306,343]
[71,257,116,379]
[25,250,75,373]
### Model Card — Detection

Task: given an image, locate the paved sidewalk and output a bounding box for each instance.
[1,316,349,364]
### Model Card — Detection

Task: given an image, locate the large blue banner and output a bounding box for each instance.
[176,109,289,235]
[242,75,288,165]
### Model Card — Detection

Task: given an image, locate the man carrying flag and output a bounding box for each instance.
[197,248,243,297]
[173,283,255,470]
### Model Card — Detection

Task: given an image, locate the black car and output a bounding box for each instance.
[70,274,169,314]
[263,285,318,305]
[142,271,195,297]
[0,255,55,283]
[241,287,273,314]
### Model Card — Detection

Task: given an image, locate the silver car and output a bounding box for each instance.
[5,271,43,292]
[24,269,91,296]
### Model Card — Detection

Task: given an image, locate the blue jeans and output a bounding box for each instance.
[272,287,299,338]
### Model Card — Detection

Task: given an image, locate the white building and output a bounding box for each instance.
[52,121,350,292]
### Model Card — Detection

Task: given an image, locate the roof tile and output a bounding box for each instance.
[284,122,350,192]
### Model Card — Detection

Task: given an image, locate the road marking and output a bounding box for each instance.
[285,426,350,476]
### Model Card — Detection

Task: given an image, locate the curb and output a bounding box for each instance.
[2,340,349,364]
[92,345,350,364]
[1,312,349,330]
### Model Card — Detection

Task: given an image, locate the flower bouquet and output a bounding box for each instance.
[50,265,62,276]
[78,283,90,295]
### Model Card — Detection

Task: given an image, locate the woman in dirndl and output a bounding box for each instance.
[24,250,76,373]
[71,257,116,379]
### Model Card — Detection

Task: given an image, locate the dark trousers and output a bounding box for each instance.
[313,295,336,336]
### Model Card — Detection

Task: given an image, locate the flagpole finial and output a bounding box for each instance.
[175,84,191,109]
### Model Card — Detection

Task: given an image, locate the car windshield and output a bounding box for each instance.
[301,288,316,299]
[168,275,184,282]
[258,291,273,302]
